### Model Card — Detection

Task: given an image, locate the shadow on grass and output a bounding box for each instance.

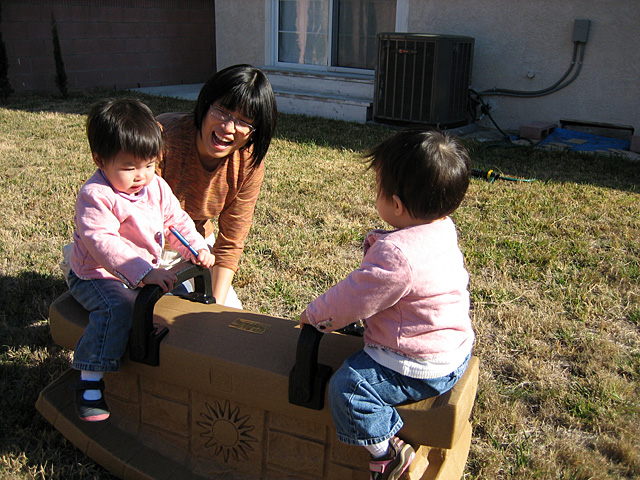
[2,89,394,152]
[0,270,68,428]
[270,115,640,193]
[2,90,638,192]
[0,271,115,479]
[274,111,394,152]
[466,140,640,193]
[0,88,195,118]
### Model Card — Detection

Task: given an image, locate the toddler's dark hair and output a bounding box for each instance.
[365,128,471,221]
[86,98,163,161]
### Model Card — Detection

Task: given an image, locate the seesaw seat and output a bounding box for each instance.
[38,280,478,479]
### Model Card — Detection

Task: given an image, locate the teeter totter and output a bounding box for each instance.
[37,263,479,480]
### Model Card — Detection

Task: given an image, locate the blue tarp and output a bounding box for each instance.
[537,128,630,152]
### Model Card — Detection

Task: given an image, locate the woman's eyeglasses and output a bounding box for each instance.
[209,105,255,135]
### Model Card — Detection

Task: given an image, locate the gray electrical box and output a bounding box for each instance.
[572,19,591,43]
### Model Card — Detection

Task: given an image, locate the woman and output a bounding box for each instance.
[156,64,277,307]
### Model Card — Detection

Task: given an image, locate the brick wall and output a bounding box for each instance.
[1,0,216,93]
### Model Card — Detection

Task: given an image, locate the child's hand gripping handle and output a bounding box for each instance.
[129,262,214,366]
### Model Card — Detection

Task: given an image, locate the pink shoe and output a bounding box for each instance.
[369,436,415,480]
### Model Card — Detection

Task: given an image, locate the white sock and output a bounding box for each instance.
[80,371,103,401]
[365,439,390,459]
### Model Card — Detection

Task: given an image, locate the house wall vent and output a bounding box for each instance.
[373,33,475,128]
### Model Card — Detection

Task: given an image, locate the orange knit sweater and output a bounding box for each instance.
[156,112,264,272]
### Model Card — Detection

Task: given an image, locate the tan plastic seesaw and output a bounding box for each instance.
[37,262,479,480]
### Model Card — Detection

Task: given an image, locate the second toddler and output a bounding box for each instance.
[300,128,475,480]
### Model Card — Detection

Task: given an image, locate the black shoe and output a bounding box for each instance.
[69,379,110,422]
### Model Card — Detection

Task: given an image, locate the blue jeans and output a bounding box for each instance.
[67,270,139,373]
[328,349,471,446]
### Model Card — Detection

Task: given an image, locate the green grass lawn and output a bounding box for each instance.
[1,90,638,479]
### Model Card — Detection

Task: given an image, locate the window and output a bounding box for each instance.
[277,0,396,70]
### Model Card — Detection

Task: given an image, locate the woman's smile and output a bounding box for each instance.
[197,105,252,162]
[212,130,234,149]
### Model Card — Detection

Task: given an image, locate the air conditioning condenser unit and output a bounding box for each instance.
[374,33,474,128]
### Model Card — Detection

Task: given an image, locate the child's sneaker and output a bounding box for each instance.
[369,436,415,480]
[69,379,110,422]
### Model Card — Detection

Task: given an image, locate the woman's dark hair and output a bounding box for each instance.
[365,128,471,221]
[86,98,162,162]
[194,64,277,168]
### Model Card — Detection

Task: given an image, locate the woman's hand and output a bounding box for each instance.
[193,250,215,269]
[142,269,177,293]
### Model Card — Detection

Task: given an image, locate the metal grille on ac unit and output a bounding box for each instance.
[374,33,475,128]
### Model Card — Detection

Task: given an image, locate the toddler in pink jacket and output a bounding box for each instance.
[300,128,474,480]
[67,99,214,422]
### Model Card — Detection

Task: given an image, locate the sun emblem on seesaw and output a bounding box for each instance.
[196,400,258,462]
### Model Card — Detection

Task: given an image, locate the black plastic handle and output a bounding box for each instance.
[288,324,333,410]
[129,262,214,366]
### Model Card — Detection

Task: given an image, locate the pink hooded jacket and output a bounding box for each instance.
[70,169,209,288]
[305,218,474,370]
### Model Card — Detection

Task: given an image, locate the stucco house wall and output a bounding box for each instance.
[215,0,639,132]
[215,0,266,68]
[406,1,639,133]
[2,0,216,93]
[215,0,266,71]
